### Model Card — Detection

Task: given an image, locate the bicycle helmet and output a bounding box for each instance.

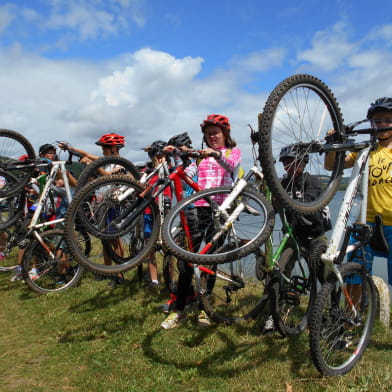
[279,144,309,164]
[201,114,231,132]
[367,97,392,119]
[39,144,56,156]
[167,132,193,148]
[146,140,168,158]
[95,133,125,148]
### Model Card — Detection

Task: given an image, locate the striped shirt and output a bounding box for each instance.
[185,147,241,206]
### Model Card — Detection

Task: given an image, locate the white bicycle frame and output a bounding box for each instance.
[321,146,370,285]
[26,161,73,253]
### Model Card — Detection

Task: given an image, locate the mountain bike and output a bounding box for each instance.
[161,129,317,328]
[257,73,385,375]
[0,130,87,293]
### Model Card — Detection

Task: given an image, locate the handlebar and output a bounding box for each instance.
[57,141,85,164]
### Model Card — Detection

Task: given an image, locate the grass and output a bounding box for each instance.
[1,267,391,392]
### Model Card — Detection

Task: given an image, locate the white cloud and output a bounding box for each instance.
[0,0,145,44]
[297,22,357,71]
[231,48,286,72]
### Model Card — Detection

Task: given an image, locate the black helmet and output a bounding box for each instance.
[146,140,167,158]
[367,97,392,119]
[167,132,193,148]
[279,144,309,164]
[39,144,56,156]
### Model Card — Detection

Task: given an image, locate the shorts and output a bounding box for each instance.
[143,213,153,238]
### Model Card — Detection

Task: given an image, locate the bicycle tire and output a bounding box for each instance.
[22,229,85,294]
[258,74,345,215]
[0,129,36,197]
[308,262,376,376]
[64,175,160,275]
[75,155,140,193]
[162,186,274,265]
[270,247,317,336]
[200,250,268,324]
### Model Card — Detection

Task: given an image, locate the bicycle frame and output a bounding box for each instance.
[7,160,73,258]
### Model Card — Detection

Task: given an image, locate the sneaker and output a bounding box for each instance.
[262,315,276,334]
[198,310,212,327]
[0,252,6,260]
[10,270,23,282]
[29,269,39,281]
[160,312,187,330]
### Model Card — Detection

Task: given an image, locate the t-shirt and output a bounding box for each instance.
[349,144,392,225]
[185,147,241,206]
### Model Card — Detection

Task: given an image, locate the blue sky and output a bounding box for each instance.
[0,0,391,167]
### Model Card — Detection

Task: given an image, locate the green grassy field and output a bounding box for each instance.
[1,268,391,392]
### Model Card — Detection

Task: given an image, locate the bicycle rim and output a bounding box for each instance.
[308,262,376,376]
[259,74,345,215]
[22,229,84,294]
[0,129,36,197]
[200,249,268,324]
[162,186,274,265]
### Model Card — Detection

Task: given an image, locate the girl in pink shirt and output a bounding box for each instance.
[160,114,242,329]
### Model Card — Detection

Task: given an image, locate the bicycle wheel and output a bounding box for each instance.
[162,186,274,265]
[259,74,345,215]
[0,129,36,197]
[22,229,85,294]
[75,155,140,193]
[200,249,268,324]
[308,262,376,376]
[270,247,317,336]
[64,175,160,275]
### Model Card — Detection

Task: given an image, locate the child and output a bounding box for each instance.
[160,114,241,329]
[142,140,172,289]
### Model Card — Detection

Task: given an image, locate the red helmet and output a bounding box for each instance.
[201,114,231,132]
[95,133,125,148]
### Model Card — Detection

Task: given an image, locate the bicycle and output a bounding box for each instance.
[257,73,383,375]
[0,130,87,294]
[160,128,318,328]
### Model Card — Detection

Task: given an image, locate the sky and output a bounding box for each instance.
[0,0,392,168]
